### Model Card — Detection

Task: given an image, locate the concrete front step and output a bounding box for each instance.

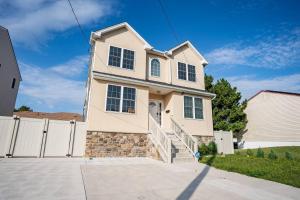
[172,152,193,158]
[172,157,195,163]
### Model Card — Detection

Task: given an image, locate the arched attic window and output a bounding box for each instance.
[150,58,160,77]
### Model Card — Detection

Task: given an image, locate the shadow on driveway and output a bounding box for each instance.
[176,156,215,200]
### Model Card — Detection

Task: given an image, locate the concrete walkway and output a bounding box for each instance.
[0,158,299,200]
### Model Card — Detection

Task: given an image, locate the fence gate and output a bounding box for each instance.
[0,116,15,157]
[214,130,234,154]
[0,116,86,158]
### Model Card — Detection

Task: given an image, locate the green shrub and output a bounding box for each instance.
[235,151,241,155]
[268,150,278,160]
[199,143,209,156]
[208,141,218,155]
[247,149,253,156]
[285,152,293,160]
[256,148,265,158]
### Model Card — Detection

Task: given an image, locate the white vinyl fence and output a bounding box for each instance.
[0,116,86,158]
[214,130,234,154]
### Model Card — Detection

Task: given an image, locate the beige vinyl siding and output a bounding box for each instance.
[244,92,300,142]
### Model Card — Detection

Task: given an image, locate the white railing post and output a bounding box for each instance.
[168,139,172,164]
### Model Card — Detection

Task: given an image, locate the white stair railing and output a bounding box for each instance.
[170,118,198,160]
[148,114,172,163]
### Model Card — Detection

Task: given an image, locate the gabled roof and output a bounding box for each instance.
[91,23,208,66]
[167,41,208,65]
[248,90,300,101]
[91,22,153,49]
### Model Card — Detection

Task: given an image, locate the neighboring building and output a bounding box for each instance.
[0,26,21,116]
[241,90,300,149]
[14,111,83,121]
[84,22,215,161]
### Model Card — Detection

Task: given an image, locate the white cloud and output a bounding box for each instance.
[227,74,300,99]
[50,55,88,77]
[0,0,112,48]
[19,55,88,110]
[206,28,300,69]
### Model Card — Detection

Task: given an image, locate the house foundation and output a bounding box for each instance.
[85,131,161,160]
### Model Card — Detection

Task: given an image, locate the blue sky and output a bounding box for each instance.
[0,0,299,113]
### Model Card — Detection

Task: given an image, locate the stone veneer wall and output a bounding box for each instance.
[193,135,214,145]
[85,131,161,160]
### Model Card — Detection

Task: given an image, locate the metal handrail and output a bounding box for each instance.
[148,114,171,163]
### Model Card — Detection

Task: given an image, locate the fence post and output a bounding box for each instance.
[67,120,76,157]
[6,115,20,157]
[39,119,49,158]
[168,139,172,164]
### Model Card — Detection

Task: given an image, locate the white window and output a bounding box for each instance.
[177,62,196,82]
[108,46,122,67]
[184,96,203,119]
[188,65,196,82]
[106,84,136,113]
[150,58,160,77]
[178,62,186,80]
[108,46,134,70]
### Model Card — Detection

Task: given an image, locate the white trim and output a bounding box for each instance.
[177,62,197,82]
[240,141,300,149]
[105,83,137,114]
[92,22,153,49]
[107,44,135,71]
[149,58,161,77]
[183,95,204,120]
[168,41,208,65]
[93,71,216,98]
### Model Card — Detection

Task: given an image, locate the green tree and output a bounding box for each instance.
[14,105,33,112]
[205,74,247,138]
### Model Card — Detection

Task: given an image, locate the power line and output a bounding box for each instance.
[157,0,181,43]
[66,0,89,42]
[66,0,152,131]
[157,0,190,64]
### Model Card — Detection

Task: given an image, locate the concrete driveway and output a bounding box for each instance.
[0,158,299,200]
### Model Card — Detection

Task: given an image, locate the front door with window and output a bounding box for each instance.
[149,100,162,126]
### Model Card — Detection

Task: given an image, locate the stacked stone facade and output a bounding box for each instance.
[85,131,161,160]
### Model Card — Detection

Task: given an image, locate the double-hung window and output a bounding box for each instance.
[188,65,196,81]
[108,46,122,67]
[184,96,203,119]
[178,62,187,80]
[177,62,196,82]
[108,46,134,70]
[106,84,136,113]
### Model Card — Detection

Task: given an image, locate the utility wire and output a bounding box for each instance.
[157,0,181,43]
[66,0,152,131]
[67,0,89,42]
[157,0,190,64]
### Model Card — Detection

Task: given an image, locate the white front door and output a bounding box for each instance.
[149,100,163,126]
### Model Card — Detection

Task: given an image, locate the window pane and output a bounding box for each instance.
[108,46,121,67]
[122,49,134,70]
[188,65,196,82]
[184,96,193,118]
[122,87,136,113]
[151,59,160,77]
[194,98,203,119]
[178,62,186,80]
[106,85,121,111]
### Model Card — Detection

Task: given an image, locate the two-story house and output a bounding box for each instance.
[84,23,215,162]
